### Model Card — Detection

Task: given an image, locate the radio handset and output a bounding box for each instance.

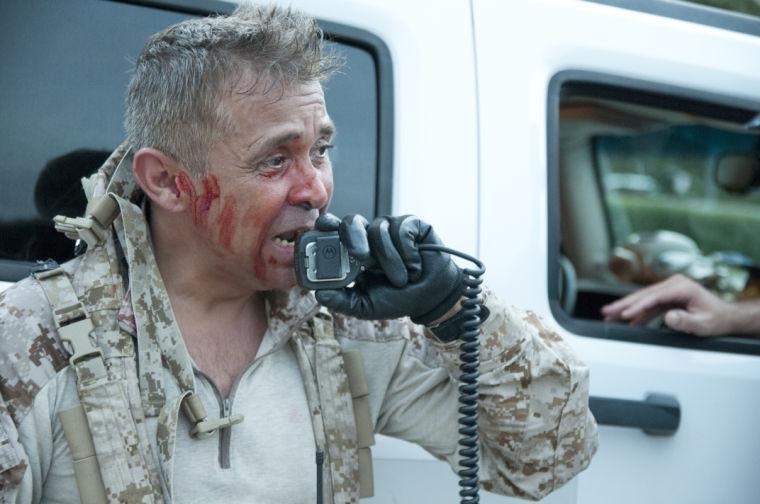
[294,229,372,290]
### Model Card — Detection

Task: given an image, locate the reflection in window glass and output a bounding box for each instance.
[0,0,191,264]
[595,122,760,263]
[680,0,760,18]
[558,88,760,322]
[0,0,380,268]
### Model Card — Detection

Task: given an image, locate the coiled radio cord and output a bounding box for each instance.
[419,244,485,504]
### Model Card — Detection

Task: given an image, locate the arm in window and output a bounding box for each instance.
[602,274,760,336]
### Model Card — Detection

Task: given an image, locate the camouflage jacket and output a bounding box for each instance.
[0,267,598,502]
[0,146,598,503]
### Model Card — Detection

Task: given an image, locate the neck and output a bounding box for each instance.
[149,208,268,395]
[150,206,261,315]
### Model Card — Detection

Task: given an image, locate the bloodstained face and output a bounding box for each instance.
[175,80,334,291]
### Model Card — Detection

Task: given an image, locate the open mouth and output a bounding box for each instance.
[272,227,309,248]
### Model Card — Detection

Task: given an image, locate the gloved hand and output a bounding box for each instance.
[313,213,465,323]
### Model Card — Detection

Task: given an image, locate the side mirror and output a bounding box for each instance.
[714,153,760,194]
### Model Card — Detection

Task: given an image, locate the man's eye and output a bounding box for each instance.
[311,144,334,159]
[263,155,288,169]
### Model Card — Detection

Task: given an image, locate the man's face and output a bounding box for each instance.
[176,80,334,290]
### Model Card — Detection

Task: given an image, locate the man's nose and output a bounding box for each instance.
[287,161,330,210]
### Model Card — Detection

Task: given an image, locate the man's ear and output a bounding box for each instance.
[132,148,188,213]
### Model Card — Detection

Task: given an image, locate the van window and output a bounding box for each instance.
[596,119,760,265]
[0,0,386,280]
[682,0,760,17]
[551,76,760,352]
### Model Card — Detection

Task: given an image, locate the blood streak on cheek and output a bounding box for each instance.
[245,208,280,282]
[176,173,220,227]
[243,206,267,280]
[196,175,220,227]
[217,196,237,251]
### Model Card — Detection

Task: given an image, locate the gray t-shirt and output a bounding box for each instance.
[17,333,319,504]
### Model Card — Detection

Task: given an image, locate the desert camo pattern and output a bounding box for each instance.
[0,272,68,489]
[295,312,361,504]
[0,145,597,502]
[76,151,163,503]
[469,300,599,499]
[327,289,599,501]
[0,146,163,502]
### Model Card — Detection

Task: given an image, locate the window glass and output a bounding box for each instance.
[680,0,760,18]
[322,43,378,220]
[557,83,760,326]
[0,0,380,276]
[596,120,760,263]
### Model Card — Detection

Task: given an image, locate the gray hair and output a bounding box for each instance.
[125,3,341,174]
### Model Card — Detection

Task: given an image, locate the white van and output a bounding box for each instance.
[2,1,759,503]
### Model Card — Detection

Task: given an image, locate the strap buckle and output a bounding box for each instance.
[32,267,107,383]
[59,317,102,366]
[54,215,109,249]
[54,195,120,248]
[58,315,107,382]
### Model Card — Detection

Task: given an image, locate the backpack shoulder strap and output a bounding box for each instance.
[341,348,375,498]
[293,310,375,503]
[33,266,162,503]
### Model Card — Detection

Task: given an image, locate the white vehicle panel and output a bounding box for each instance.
[476,1,760,503]
[290,0,480,255]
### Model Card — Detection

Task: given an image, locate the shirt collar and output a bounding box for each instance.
[117,286,321,354]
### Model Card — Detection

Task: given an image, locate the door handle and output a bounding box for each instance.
[589,393,680,436]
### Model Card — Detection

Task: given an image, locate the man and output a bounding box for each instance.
[602,274,760,336]
[0,4,597,503]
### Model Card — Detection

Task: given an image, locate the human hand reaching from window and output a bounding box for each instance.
[600,274,752,337]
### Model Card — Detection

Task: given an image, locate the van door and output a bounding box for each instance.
[476,1,760,502]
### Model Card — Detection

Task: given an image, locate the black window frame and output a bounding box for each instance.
[583,0,760,37]
[547,69,760,356]
[0,0,394,282]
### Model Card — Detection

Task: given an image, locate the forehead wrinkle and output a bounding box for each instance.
[243,131,302,164]
[246,115,335,159]
[257,131,301,151]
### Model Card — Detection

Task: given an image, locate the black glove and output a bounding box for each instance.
[313,213,465,323]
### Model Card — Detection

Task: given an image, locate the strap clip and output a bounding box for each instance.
[54,215,109,249]
[182,393,244,440]
[59,317,103,366]
[190,415,245,440]
[33,267,107,382]
[54,195,119,248]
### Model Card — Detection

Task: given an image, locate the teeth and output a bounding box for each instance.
[273,237,295,247]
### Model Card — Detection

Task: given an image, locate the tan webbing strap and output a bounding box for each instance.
[342,350,375,498]
[58,405,108,504]
[115,193,243,498]
[33,268,106,385]
[40,143,165,502]
[34,267,162,503]
[33,268,109,502]
[54,143,136,249]
[312,313,360,503]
